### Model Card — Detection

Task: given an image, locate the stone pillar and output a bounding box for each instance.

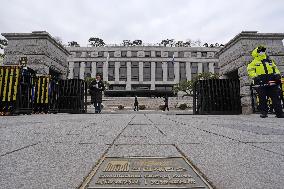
[103,61,108,81]
[115,62,120,82]
[79,62,85,79]
[91,62,96,78]
[186,62,192,81]
[151,62,156,90]
[126,61,131,90]
[139,62,143,82]
[198,62,203,74]
[162,62,167,82]
[68,61,74,79]
[174,62,180,83]
[209,62,215,74]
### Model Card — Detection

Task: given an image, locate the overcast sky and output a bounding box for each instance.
[1,0,284,46]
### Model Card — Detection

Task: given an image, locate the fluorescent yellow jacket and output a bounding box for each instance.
[247,47,280,79]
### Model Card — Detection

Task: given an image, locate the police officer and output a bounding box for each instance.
[247,46,284,118]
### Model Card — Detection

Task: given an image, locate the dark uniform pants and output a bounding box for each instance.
[256,85,283,116]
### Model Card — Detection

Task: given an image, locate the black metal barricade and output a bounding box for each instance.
[32,76,60,114]
[58,79,87,113]
[193,79,241,115]
[0,66,36,115]
[250,80,284,113]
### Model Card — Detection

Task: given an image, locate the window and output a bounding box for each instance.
[143,62,151,81]
[84,62,92,78]
[203,63,209,73]
[201,52,207,58]
[155,62,163,81]
[109,84,126,90]
[76,52,82,58]
[155,51,161,57]
[131,62,139,81]
[86,52,91,57]
[131,51,138,57]
[178,51,184,58]
[167,62,174,81]
[121,51,127,57]
[168,51,174,58]
[119,62,127,81]
[179,62,186,81]
[108,62,115,81]
[145,51,151,57]
[73,62,80,79]
[96,62,104,78]
[108,51,115,58]
[191,52,197,57]
[191,63,198,79]
[214,62,219,74]
[98,51,104,57]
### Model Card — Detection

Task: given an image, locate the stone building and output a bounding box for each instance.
[1,31,70,78]
[67,46,219,96]
[217,31,284,114]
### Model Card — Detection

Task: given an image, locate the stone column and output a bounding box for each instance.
[151,62,156,90]
[115,62,120,82]
[209,62,215,74]
[139,62,143,82]
[186,62,192,81]
[91,62,96,78]
[174,62,180,83]
[126,61,131,90]
[68,61,74,79]
[103,61,108,81]
[79,62,85,79]
[162,62,167,82]
[198,62,203,74]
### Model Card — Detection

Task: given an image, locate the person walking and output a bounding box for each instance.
[89,74,105,114]
[134,96,139,111]
[247,45,284,118]
[163,96,169,111]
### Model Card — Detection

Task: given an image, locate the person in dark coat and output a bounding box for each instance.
[163,96,169,111]
[89,74,105,113]
[134,96,139,111]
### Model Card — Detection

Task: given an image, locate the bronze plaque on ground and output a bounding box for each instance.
[85,157,213,189]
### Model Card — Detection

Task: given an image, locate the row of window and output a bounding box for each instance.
[73,51,214,58]
[108,84,173,91]
[71,62,219,81]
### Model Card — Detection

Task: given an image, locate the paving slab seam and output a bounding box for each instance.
[165,116,284,157]
[144,114,167,136]
[0,142,41,157]
[77,115,136,189]
[173,144,217,189]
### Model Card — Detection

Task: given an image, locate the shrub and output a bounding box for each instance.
[159,105,165,110]
[118,105,124,110]
[178,103,188,110]
[139,105,146,110]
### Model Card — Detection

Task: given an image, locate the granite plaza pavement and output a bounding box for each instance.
[1,111,284,189]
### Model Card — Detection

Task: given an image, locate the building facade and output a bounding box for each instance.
[2,31,70,78]
[67,46,219,95]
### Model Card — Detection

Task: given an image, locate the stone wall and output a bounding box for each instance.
[1,31,70,78]
[217,31,284,114]
[92,96,193,110]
